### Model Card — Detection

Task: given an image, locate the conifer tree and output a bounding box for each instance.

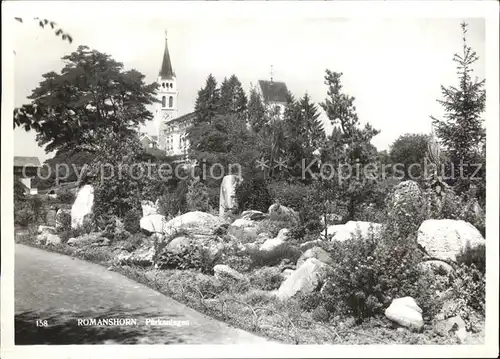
[218,74,247,115]
[431,22,486,194]
[247,86,266,133]
[194,74,220,124]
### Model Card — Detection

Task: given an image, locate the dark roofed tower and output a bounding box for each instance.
[154,30,179,151]
[257,67,289,117]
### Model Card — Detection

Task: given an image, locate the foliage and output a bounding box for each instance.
[14,206,34,227]
[249,266,284,291]
[123,209,142,235]
[186,179,211,212]
[194,74,220,125]
[235,177,273,212]
[446,263,485,318]
[14,178,27,203]
[14,45,158,154]
[55,187,75,204]
[431,22,486,197]
[247,86,266,133]
[157,178,189,217]
[155,245,215,274]
[218,75,247,115]
[247,243,301,269]
[15,195,47,227]
[389,133,430,181]
[14,17,73,44]
[456,243,485,275]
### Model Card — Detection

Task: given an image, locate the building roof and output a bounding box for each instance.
[159,33,175,79]
[170,111,197,123]
[14,156,41,167]
[258,80,289,104]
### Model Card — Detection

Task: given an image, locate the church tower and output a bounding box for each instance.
[155,31,178,151]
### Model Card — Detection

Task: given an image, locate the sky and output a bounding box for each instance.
[11,11,485,162]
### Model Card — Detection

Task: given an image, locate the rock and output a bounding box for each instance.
[219,175,243,217]
[67,232,104,246]
[300,239,324,251]
[214,264,245,281]
[277,258,329,300]
[55,209,71,232]
[268,204,300,225]
[38,225,56,235]
[259,237,285,252]
[45,233,62,245]
[91,237,111,247]
[276,228,290,241]
[417,219,485,262]
[228,218,258,241]
[320,224,345,239]
[297,247,334,267]
[282,268,294,280]
[319,213,342,226]
[240,210,266,221]
[163,211,225,237]
[71,185,94,229]
[325,221,382,242]
[140,214,167,234]
[418,260,454,276]
[434,315,467,343]
[119,243,155,267]
[384,297,424,331]
[46,209,57,227]
[166,236,197,253]
[141,200,158,217]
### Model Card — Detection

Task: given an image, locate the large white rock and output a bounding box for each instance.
[259,237,285,252]
[323,221,382,242]
[71,185,94,229]
[228,218,258,241]
[141,200,158,217]
[140,214,167,233]
[240,210,265,221]
[277,258,328,300]
[417,219,485,262]
[384,297,424,331]
[219,175,242,217]
[297,247,334,267]
[163,211,225,237]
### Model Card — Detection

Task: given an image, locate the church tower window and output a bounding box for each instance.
[169,96,173,108]
[162,96,166,108]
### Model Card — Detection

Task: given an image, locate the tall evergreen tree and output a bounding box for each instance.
[194,74,220,124]
[247,86,266,133]
[431,22,486,194]
[219,74,247,115]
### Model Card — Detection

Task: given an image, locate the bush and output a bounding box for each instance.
[256,219,292,238]
[56,188,75,204]
[186,179,211,212]
[14,196,46,227]
[155,245,215,274]
[249,266,284,291]
[14,206,34,227]
[456,243,485,275]
[235,177,273,212]
[247,243,302,269]
[123,208,142,234]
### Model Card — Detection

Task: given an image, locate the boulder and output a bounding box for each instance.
[268,204,300,225]
[259,237,285,252]
[71,185,94,229]
[214,264,245,281]
[67,232,104,246]
[240,210,266,221]
[300,239,324,251]
[163,211,225,237]
[434,315,467,343]
[277,258,329,300]
[417,219,485,262]
[118,243,155,267]
[140,214,167,234]
[166,236,197,253]
[282,268,294,280]
[276,228,290,242]
[324,221,382,242]
[55,208,71,232]
[297,247,334,267]
[141,200,158,217]
[45,233,62,245]
[384,297,424,331]
[38,225,56,235]
[418,260,454,276]
[228,218,258,241]
[219,175,243,217]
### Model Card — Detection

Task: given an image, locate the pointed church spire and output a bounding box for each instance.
[159,30,175,79]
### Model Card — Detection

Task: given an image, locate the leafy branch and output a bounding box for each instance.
[14,17,73,44]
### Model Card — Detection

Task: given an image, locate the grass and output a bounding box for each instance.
[14,229,479,345]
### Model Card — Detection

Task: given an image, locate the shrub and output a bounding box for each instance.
[312,305,331,323]
[235,177,273,212]
[186,179,211,212]
[155,245,215,274]
[14,178,27,203]
[456,243,485,275]
[247,243,302,269]
[249,266,284,291]
[56,187,75,204]
[123,208,142,234]
[256,219,291,238]
[55,210,72,233]
[14,206,34,227]
[296,292,324,312]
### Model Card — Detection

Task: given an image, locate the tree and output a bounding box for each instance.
[320,70,380,221]
[13,45,158,154]
[14,17,73,44]
[247,86,266,133]
[218,74,247,115]
[431,22,486,194]
[194,74,220,124]
[389,133,430,181]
